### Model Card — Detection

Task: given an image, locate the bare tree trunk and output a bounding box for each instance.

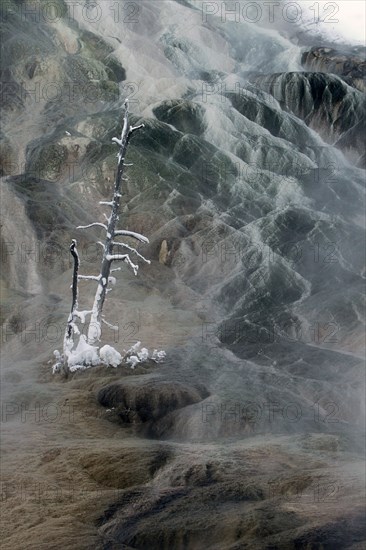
[63,239,79,355]
[84,100,145,344]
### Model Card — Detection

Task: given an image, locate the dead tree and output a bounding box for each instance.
[62,239,80,362]
[77,99,149,344]
[54,238,87,372]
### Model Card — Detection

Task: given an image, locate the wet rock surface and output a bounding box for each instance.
[250,71,366,166]
[301,46,366,93]
[96,438,365,550]
[97,377,210,429]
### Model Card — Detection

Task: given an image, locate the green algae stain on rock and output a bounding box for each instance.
[27,142,68,182]
[153,99,207,136]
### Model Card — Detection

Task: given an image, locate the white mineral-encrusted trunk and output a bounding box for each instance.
[76,101,148,345]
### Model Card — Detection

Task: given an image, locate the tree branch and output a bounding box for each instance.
[112,241,151,264]
[106,253,138,275]
[74,310,92,323]
[129,123,145,134]
[106,254,128,261]
[77,222,107,231]
[114,229,149,243]
[101,318,119,330]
